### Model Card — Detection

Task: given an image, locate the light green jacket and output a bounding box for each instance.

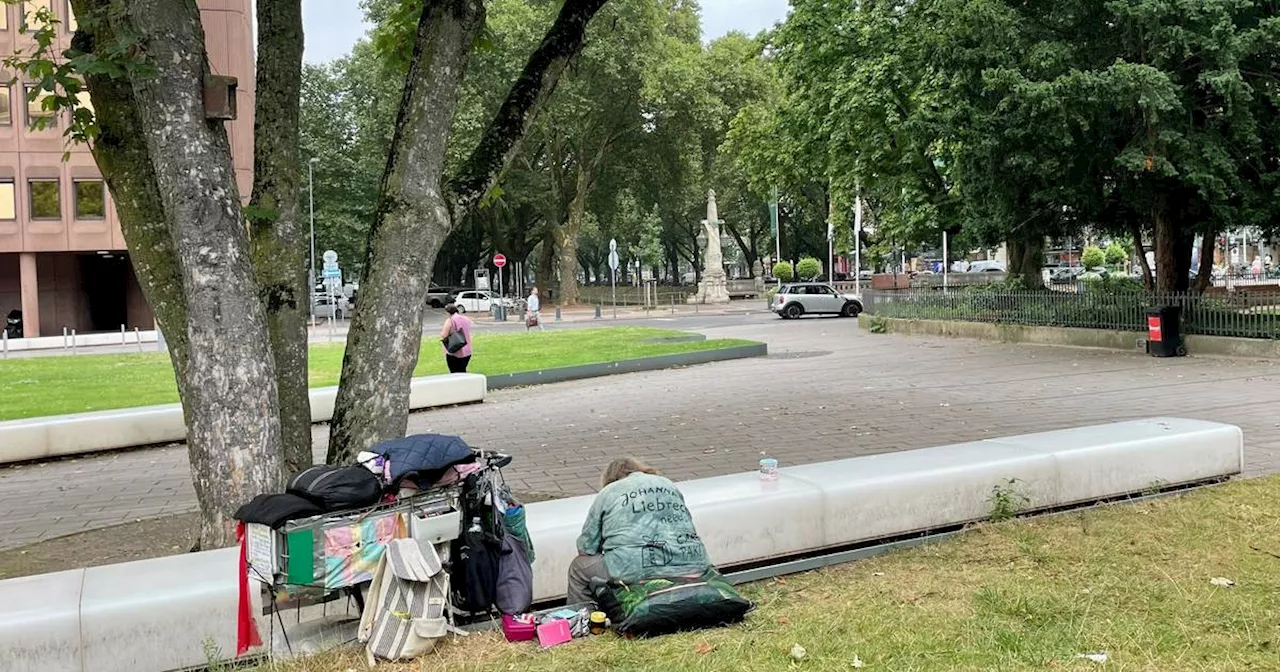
[576,472,710,584]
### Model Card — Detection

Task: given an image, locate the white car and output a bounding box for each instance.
[453,290,514,313]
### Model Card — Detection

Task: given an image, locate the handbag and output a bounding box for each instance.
[526,313,539,328]
[444,318,467,354]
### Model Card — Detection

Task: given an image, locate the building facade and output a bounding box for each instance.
[0,0,254,338]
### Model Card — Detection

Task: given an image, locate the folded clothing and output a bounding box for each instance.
[234,493,324,529]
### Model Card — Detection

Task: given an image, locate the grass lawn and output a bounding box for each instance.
[0,327,752,421]
[255,476,1280,672]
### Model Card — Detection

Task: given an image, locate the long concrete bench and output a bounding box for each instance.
[0,374,486,464]
[0,418,1242,672]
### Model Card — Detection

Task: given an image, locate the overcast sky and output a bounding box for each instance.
[300,0,790,63]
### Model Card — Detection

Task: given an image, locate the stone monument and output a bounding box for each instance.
[689,189,731,304]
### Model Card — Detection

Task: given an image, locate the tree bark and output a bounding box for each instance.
[249,0,311,476]
[1153,204,1192,293]
[328,0,486,464]
[556,167,592,306]
[80,0,284,549]
[1006,231,1045,288]
[70,3,190,394]
[1194,229,1216,294]
[1131,222,1154,290]
[327,0,613,462]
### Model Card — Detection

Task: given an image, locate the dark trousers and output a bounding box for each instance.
[446,355,471,373]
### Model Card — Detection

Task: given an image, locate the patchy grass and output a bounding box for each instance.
[0,327,753,421]
[256,476,1280,671]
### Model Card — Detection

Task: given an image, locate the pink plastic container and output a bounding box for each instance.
[502,614,537,642]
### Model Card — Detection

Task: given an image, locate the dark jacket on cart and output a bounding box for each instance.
[377,433,474,486]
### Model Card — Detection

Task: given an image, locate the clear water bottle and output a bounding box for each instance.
[759,457,779,481]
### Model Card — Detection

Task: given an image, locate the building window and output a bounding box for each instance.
[23,0,50,30]
[0,4,8,31]
[26,85,53,128]
[29,179,60,220]
[0,182,15,220]
[0,86,10,126]
[75,90,92,114]
[65,0,74,31]
[74,180,104,219]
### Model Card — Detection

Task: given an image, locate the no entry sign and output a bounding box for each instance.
[493,253,507,268]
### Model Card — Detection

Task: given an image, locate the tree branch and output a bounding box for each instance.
[449,0,611,218]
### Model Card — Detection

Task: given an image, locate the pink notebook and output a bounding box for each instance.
[536,619,573,648]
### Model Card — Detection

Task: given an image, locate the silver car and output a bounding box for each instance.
[771,283,863,319]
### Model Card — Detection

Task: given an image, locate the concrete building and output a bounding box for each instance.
[0,0,254,338]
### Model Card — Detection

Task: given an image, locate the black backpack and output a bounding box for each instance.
[286,465,383,512]
[451,525,501,613]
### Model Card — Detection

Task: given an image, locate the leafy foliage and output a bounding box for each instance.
[772,261,794,282]
[796,257,822,281]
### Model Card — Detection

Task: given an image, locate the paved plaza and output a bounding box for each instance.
[1,313,1278,550]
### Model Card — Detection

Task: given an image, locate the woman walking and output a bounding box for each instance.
[440,303,473,373]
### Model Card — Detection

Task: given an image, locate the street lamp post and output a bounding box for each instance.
[308,157,319,326]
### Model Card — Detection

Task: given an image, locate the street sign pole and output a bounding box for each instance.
[854,194,863,294]
[608,239,619,319]
[769,187,780,287]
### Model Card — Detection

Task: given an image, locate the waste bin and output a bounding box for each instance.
[1145,306,1186,357]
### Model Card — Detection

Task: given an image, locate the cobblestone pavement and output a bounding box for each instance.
[2,314,1277,550]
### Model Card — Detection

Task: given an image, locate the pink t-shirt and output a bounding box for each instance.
[444,314,472,358]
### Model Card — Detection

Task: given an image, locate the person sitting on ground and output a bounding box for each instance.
[567,457,711,604]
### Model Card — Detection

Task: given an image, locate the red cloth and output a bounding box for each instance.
[236,522,263,655]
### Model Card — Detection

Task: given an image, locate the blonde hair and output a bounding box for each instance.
[601,457,659,488]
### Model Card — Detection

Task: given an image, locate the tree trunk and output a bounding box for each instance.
[249,0,311,476]
[556,170,591,306]
[1006,231,1045,288]
[1194,229,1216,294]
[71,4,190,393]
[89,0,284,549]
[327,0,486,464]
[1153,205,1192,293]
[327,0,612,462]
[1131,222,1154,290]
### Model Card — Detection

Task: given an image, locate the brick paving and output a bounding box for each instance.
[1,314,1278,550]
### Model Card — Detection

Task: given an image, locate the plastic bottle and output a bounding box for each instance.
[759,458,779,481]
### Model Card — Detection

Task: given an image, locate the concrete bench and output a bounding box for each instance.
[0,373,486,464]
[0,418,1242,672]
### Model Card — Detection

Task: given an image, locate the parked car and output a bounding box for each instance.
[771,283,863,319]
[426,284,455,309]
[453,290,515,313]
[967,260,1007,273]
[312,295,350,320]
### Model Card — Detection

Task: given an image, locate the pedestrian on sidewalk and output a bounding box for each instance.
[440,303,473,373]
[526,287,544,331]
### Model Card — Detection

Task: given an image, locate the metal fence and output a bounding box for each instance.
[862,289,1280,340]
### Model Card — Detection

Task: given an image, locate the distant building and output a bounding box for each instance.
[0,0,254,337]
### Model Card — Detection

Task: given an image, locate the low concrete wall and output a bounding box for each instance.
[486,342,768,390]
[860,315,1280,358]
[2,329,158,353]
[0,374,487,464]
[0,418,1243,672]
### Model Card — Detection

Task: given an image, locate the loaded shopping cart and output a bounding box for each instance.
[238,440,520,625]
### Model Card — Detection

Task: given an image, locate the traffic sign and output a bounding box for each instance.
[322,250,338,264]
[609,238,617,252]
[323,267,341,280]
[608,250,620,272]
[493,253,507,269]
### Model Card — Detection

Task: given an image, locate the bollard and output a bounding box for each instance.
[594,304,601,320]
[555,306,562,323]
[63,326,68,349]
[135,327,143,353]
[671,294,676,315]
[121,324,127,345]
[2,329,7,358]
[71,329,77,354]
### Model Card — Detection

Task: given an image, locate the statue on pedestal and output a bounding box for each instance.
[689,189,731,305]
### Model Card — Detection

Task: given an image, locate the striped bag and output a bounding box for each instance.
[358,539,462,662]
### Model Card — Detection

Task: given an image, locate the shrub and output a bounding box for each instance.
[772,261,794,282]
[1082,245,1106,269]
[796,257,822,281]
[1105,242,1128,266]
[867,315,889,334]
